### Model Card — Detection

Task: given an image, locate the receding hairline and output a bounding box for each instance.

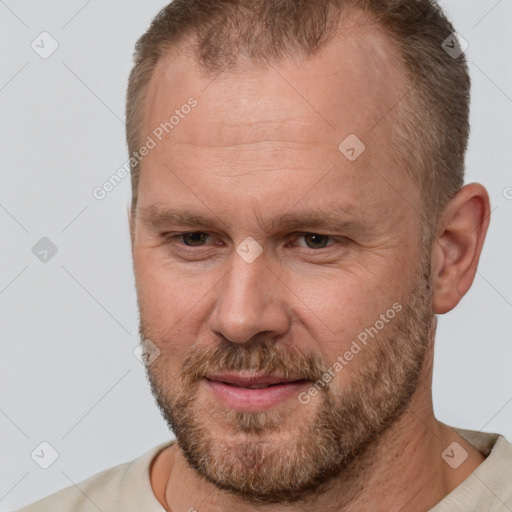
[140,13,408,143]
[140,5,406,108]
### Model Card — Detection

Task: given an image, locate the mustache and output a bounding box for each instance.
[177,339,330,390]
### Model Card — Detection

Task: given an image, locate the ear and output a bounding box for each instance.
[430,183,491,314]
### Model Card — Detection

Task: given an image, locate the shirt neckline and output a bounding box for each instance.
[141,429,505,510]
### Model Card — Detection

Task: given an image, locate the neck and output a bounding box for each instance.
[151,355,485,512]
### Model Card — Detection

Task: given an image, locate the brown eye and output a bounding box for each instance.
[181,232,209,246]
[303,233,331,249]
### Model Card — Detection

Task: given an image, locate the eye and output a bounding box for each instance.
[295,233,334,250]
[162,231,346,253]
[178,232,211,247]
[163,232,227,252]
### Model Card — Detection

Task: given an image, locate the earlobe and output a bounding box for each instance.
[431,183,491,314]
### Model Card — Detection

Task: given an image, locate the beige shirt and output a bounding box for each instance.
[18,427,512,511]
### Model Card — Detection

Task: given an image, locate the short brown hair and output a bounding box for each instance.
[126,0,470,247]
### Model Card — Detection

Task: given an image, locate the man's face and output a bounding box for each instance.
[131,24,435,503]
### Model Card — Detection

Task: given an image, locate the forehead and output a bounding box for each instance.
[143,21,406,145]
[137,20,419,228]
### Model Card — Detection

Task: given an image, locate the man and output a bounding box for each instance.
[19,0,512,511]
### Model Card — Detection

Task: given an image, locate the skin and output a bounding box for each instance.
[130,17,490,512]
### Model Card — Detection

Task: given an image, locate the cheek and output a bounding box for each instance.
[288,266,407,363]
[135,249,195,316]
[134,255,215,356]
[135,256,230,381]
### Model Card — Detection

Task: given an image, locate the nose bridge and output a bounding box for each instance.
[209,248,289,344]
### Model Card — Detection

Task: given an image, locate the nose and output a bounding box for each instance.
[208,249,291,344]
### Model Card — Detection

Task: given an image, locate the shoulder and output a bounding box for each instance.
[16,441,174,512]
[17,463,130,512]
[432,428,512,511]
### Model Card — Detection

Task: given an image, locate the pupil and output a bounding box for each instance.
[184,233,206,246]
[306,233,327,249]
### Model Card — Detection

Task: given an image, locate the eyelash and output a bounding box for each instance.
[162,231,348,253]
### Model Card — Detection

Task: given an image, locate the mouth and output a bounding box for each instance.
[205,372,309,387]
[204,373,312,411]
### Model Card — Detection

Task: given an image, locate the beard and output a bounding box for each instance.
[142,248,435,505]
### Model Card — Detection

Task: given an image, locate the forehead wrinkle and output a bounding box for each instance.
[160,140,342,179]
[164,140,339,154]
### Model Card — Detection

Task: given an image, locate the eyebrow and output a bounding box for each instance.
[138,204,372,234]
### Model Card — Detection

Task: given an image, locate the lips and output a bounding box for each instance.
[205,373,308,389]
[204,373,312,411]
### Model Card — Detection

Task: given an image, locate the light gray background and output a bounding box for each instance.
[0,0,511,509]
